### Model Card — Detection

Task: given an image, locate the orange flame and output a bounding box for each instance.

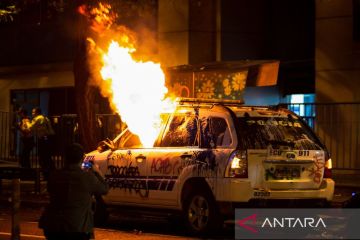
[82,3,175,147]
[100,41,175,147]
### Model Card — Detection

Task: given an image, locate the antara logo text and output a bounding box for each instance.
[237,214,327,233]
[261,217,327,228]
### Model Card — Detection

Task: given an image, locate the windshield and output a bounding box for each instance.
[237,117,322,150]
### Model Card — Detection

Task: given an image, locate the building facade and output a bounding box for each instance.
[316,0,360,103]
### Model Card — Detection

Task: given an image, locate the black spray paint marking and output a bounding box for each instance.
[106,161,149,198]
[107,162,140,178]
[106,178,149,198]
[180,151,218,178]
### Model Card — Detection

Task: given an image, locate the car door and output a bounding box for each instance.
[199,108,236,200]
[103,132,151,205]
[145,107,202,208]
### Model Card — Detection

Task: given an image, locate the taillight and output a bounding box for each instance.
[226,150,248,178]
[324,152,332,178]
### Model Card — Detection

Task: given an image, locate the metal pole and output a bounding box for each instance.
[35,168,41,194]
[11,178,21,240]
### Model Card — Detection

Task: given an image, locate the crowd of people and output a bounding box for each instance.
[17,106,55,173]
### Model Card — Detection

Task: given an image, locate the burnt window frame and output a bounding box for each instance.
[201,116,233,148]
[158,112,199,148]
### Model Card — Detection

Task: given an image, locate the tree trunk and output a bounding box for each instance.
[73,2,97,152]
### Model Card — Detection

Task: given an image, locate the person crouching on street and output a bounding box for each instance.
[39,143,109,240]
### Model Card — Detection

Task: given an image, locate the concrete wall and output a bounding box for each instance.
[0,70,74,112]
[315,0,360,171]
[316,0,360,103]
[158,0,217,67]
[188,0,217,64]
[158,0,190,67]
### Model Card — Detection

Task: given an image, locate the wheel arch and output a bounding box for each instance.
[180,177,223,234]
[180,177,214,209]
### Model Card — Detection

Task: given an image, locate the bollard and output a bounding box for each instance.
[11,178,21,240]
[35,168,41,194]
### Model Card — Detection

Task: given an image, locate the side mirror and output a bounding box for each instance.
[97,138,115,152]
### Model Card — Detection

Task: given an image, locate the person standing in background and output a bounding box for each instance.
[30,107,55,176]
[17,107,34,168]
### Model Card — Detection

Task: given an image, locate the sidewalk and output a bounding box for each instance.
[332,172,360,188]
[0,180,49,208]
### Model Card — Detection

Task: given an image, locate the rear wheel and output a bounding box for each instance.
[183,189,222,235]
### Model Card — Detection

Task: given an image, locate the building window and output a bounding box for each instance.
[11,87,76,116]
[354,0,360,41]
[287,94,315,129]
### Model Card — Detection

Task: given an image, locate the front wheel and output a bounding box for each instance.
[183,190,222,235]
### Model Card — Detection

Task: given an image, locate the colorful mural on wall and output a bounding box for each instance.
[165,61,279,100]
[195,70,247,100]
[166,69,248,100]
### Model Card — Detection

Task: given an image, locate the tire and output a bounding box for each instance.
[93,195,108,227]
[183,189,222,235]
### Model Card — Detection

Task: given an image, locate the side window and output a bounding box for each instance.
[210,117,232,147]
[160,114,198,147]
[202,117,231,148]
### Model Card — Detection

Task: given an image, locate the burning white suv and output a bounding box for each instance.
[84,98,334,234]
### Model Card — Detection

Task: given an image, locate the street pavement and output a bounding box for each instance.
[0,204,202,240]
[0,178,358,240]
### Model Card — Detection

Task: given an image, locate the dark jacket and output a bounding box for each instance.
[39,164,108,233]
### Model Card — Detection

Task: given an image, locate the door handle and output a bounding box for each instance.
[180,153,193,159]
[135,154,146,162]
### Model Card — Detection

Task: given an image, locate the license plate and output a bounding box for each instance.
[273,165,301,180]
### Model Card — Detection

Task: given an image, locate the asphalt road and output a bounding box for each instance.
[0,183,356,240]
[0,204,234,240]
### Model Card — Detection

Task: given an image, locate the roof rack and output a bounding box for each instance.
[177,97,244,106]
[268,103,288,110]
